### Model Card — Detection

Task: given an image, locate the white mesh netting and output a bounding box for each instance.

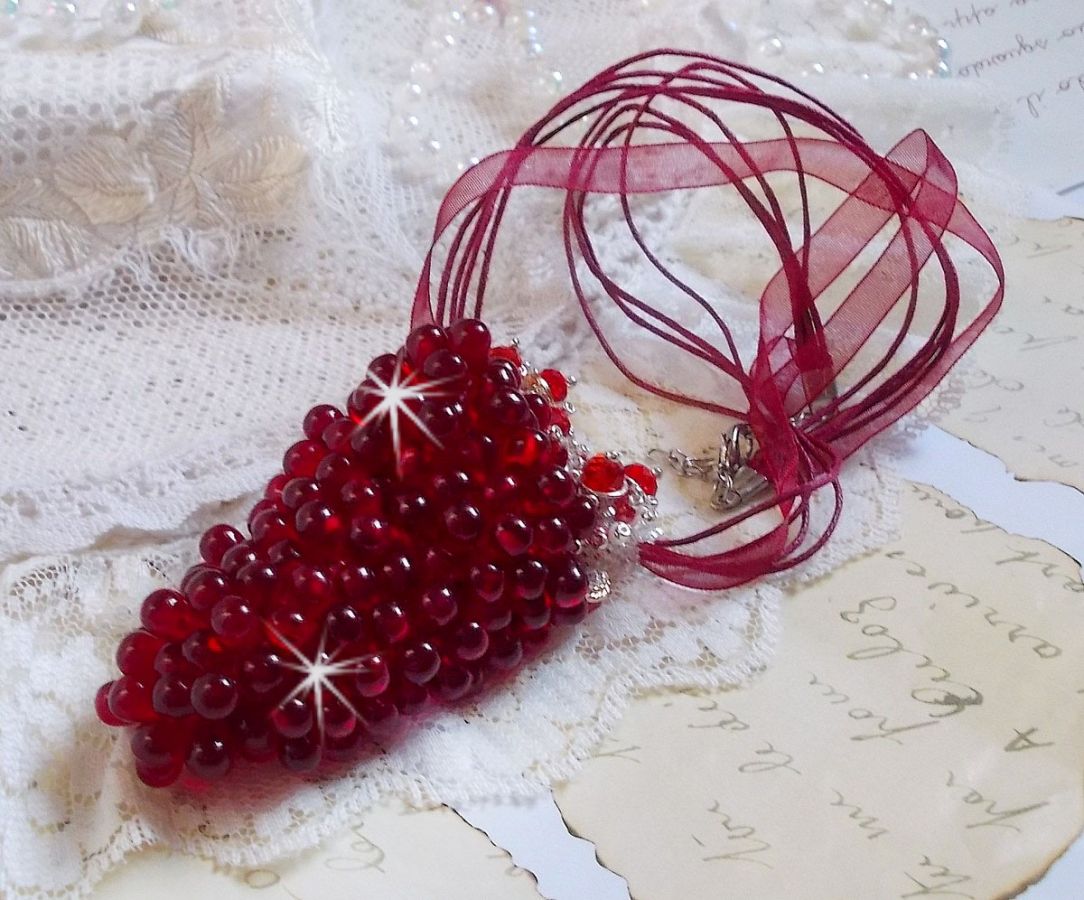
[0,1,1007,896]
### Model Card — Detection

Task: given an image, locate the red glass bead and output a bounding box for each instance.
[295,501,345,544]
[538,369,568,401]
[487,630,524,670]
[95,681,125,726]
[381,554,418,594]
[152,675,194,718]
[180,564,212,593]
[303,404,343,441]
[321,695,358,740]
[538,467,577,506]
[434,664,473,702]
[489,344,522,367]
[349,515,391,553]
[241,648,286,695]
[420,401,465,441]
[371,601,410,644]
[283,439,325,478]
[136,760,183,788]
[368,353,400,382]
[473,593,513,632]
[131,723,183,770]
[517,593,552,630]
[420,585,459,626]
[108,676,155,723]
[267,539,301,566]
[505,429,546,468]
[614,497,637,523]
[186,568,230,613]
[187,731,233,780]
[430,469,471,503]
[220,542,260,577]
[402,641,441,685]
[549,406,571,434]
[581,454,625,493]
[453,621,489,662]
[623,462,659,495]
[354,653,391,698]
[549,558,589,608]
[250,509,292,547]
[393,681,428,717]
[555,601,589,626]
[199,524,244,566]
[483,472,522,508]
[289,564,336,606]
[265,474,290,501]
[315,452,354,491]
[534,517,573,555]
[327,603,366,644]
[358,696,401,734]
[566,493,600,533]
[211,595,260,645]
[282,477,321,511]
[339,563,379,606]
[494,515,532,556]
[140,589,195,640]
[444,502,483,541]
[470,563,505,601]
[153,641,193,678]
[115,630,163,677]
[448,318,492,370]
[246,499,278,531]
[340,476,384,514]
[510,559,547,599]
[422,348,468,383]
[191,673,239,720]
[390,489,430,528]
[271,696,312,739]
[182,629,224,672]
[321,416,357,452]
[235,561,277,606]
[235,709,276,762]
[486,358,521,389]
[324,725,368,762]
[405,323,448,366]
[485,389,530,427]
[279,733,321,773]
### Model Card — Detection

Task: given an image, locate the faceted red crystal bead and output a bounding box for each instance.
[623,462,659,496]
[581,454,625,493]
[96,320,609,787]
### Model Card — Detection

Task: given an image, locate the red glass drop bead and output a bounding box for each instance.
[271,696,313,739]
[265,474,290,501]
[435,664,473,702]
[538,369,568,402]
[483,472,522,508]
[182,630,227,671]
[152,675,194,718]
[581,454,625,493]
[354,653,391,698]
[290,564,336,606]
[339,563,379,606]
[534,517,573,555]
[555,601,589,626]
[140,589,195,640]
[494,515,532,556]
[187,731,233,780]
[487,630,524,670]
[324,725,368,762]
[541,439,569,468]
[444,502,483,541]
[473,592,513,632]
[153,641,193,678]
[180,564,212,593]
[390,489,430,528]
[456,433,499,470]
[199,524,244,566]
[490,344,522,367]
[235,709,276,762]
[357,695,401,734]
[279,733,322,773]
[136,759,183,788]
[95,681,125,726]
[486,388,530,427]
[241,648,286,696]
[517,593,552,630]
[422,547,455,582]
[448,318,492,370]
[510,559,547,599]
[486,357,521,389]
[191,673,239,720]
[368,352,400,383]
[282,477,321,511]
[321,416,357,452]
[525,392,552,428]
[402,641,441,685]
[322,695,358,740]
[250,509,292,547]
[283,439,325,478]
[382,554,417,596]
[420,400,465,441]
[108,676,155,723]
[566,493,600,533]
[115,629,163,677]
[549,558,589,608]
[186,568,230,613]
[420,585,459,626]
[211,595,260,645]
[430,469,472,504]
[327,603,366,644]
[623,462,659,495]
[538,467,577,506]
[349,515,391,553]
[340,476,384,514]
[422,348,468,383]
[220,542,260,577]
[315,452,354,491]
[453,621,489,662]
[303,404,343,441]
[130,722,183,769]
[393,681,429,717]
[235,561,277,606]
[247,499,278,530]
[405,323,449,366]
[505,429,546,468]
[267,539,302,566]
[470,563,505,602]
[371,601,410,644]
[295,501,345,544]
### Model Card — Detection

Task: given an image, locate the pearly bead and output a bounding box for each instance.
[101,0,142,40]
[757,35,784,57]
[40,0,78,43]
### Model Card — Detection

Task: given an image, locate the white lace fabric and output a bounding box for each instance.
[0,1,1003,897]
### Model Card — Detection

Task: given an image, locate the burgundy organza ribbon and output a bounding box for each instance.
[410,50,1005,590]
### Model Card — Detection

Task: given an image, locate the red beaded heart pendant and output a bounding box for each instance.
[96,319,659,787]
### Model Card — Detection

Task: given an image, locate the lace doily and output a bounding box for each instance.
[0,1,1000,897]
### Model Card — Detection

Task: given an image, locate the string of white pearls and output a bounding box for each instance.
[0,0,182,45]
